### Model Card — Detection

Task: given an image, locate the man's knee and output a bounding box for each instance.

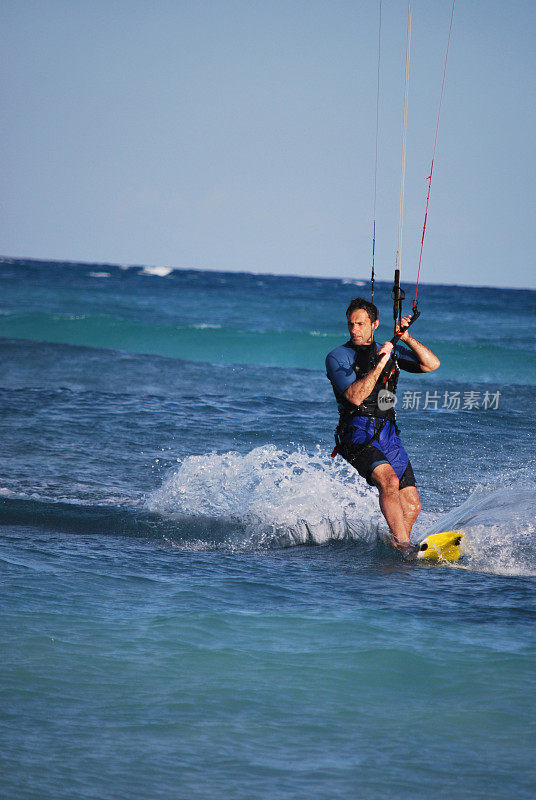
[371,464,400,496]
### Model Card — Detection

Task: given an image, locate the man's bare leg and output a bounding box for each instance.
[399,485,422,538]
[370,462,410,549]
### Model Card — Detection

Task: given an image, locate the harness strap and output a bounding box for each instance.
[331,413,388,459]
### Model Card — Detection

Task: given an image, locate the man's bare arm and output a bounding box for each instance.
[402,334,440,372]
[343,343,393,407]
[397,315,440,372]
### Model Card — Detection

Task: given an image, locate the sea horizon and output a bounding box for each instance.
[2,253,535,293]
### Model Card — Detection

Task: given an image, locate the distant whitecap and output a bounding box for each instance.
[141,265,175,277]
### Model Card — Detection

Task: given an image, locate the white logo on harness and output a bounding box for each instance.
[378,389,397,411]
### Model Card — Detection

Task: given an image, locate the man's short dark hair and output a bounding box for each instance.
[345,297,379,323]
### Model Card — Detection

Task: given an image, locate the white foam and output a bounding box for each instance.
[147,445,381,547]
[429,485,536,576]
[147,448,536,573]
[140,265,175,277]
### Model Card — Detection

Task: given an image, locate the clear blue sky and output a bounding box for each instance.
[1,0,535,288]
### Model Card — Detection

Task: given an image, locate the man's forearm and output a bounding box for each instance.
[343,356,389,406]
[403,334,440,372]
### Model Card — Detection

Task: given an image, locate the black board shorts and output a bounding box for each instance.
[341,442,417,489]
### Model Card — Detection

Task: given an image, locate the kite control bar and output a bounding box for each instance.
[390,268,420,346]
[373,270,420,367]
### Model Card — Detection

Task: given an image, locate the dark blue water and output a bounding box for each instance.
[1,257,535,799]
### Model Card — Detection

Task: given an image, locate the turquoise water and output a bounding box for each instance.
[1,257,535,799]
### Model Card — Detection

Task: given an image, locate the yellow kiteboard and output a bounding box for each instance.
[416,530,464,562]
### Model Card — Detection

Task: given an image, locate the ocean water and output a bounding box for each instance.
[1,256,535,799]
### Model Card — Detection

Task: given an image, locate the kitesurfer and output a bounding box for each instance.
[326,297,440,552]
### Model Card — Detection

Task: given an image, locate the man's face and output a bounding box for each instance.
[347,308,378,345]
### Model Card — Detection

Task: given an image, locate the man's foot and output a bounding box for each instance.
[391,538,417,557]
